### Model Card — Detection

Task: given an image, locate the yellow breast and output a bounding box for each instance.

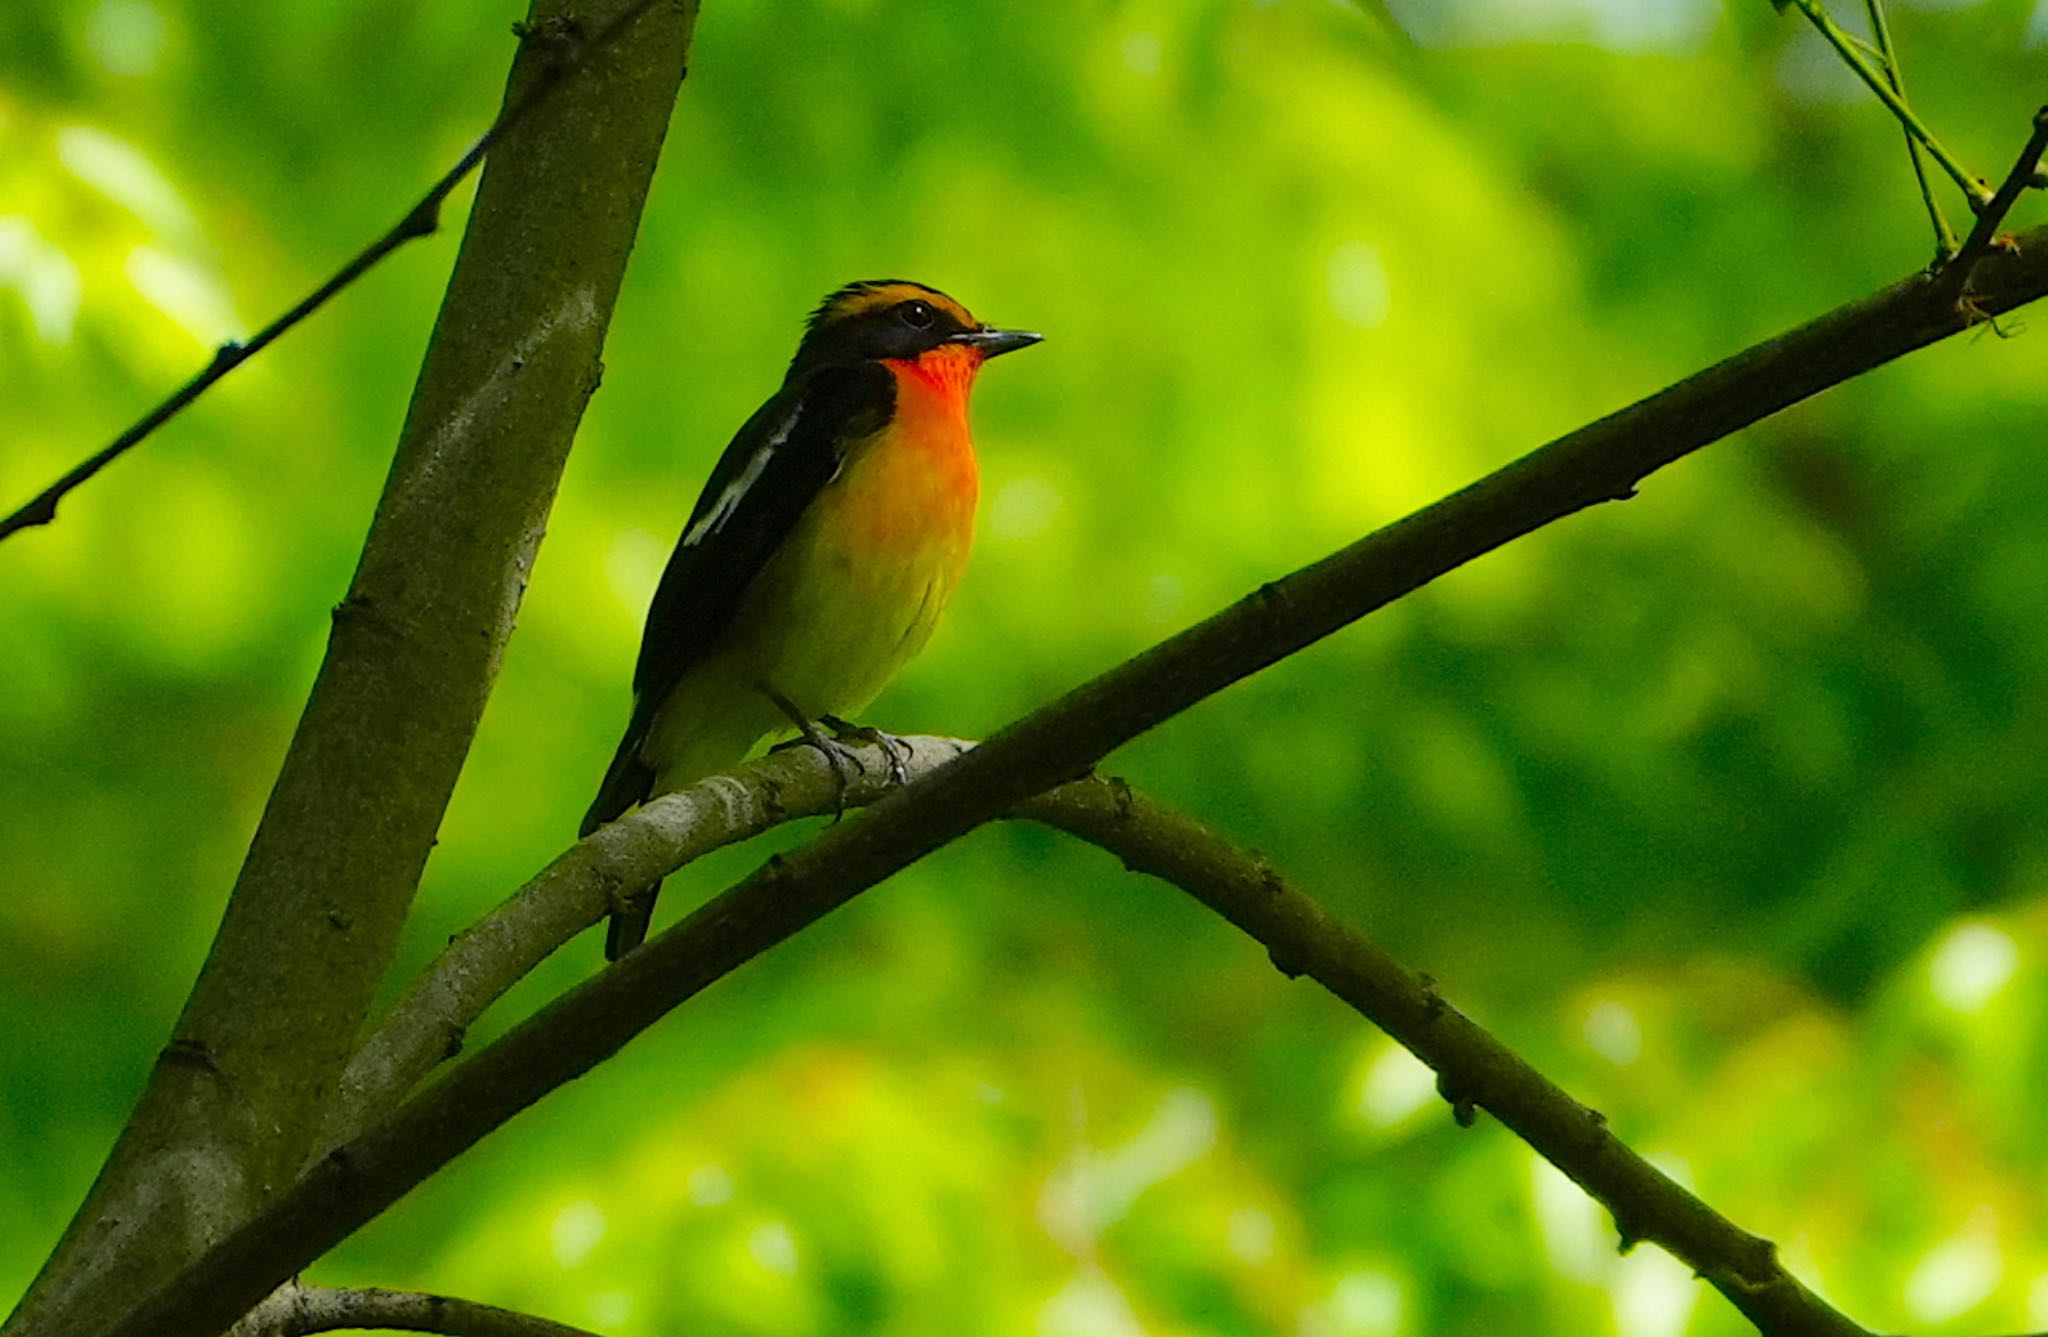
[720,350,982,720]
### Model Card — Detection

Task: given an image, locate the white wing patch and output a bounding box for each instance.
[681,402,801,548]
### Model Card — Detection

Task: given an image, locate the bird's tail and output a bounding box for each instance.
[586,695,770,960]
[605,884,661,960]
[584,705,657,961]
[582,708,656,839]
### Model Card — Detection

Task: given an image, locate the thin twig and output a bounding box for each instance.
[1945,107,2048,291]
[245,1283,598,1337]
[1860,0,1957,259]
[100,218,2048,1337]
[1782,0,1992,209]
[0,0,669,545]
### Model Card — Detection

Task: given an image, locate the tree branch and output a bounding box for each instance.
[1024,783,1869,1337]
[325,737,972,1144]
[97,221,2048,1337]
[332,742,1871,1336]
[244,1283,597,1337]
[0,0,675,545]
[4,5,699,1334]
[1946,108,2048,290]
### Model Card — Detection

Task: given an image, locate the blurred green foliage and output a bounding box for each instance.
[7,1,2048,1333]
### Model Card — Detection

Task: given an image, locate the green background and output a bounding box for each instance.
[6,1,2048,1333]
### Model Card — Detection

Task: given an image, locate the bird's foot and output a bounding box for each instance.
[768,714,865,820]
[820,715,913,787]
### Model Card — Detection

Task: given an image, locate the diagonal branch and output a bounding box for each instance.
[101,221,2048,1337]
[329,741,1867,1336]
[0,0,673,544]
[1026,783,1869,1337]
[244,1283,598,1337]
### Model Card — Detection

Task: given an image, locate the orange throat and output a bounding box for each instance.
[884,342,985,411]
[878,345,984,522]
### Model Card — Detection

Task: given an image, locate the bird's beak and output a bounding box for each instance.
[950,326,1043,358]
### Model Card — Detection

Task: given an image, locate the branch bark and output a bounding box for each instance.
[306,739,1886,1336]
[243,1284,598,1337]
[326,739,972,1145]
[1026,784,1869,1337]
[91,220,2048,1337]
[3,4,699,1334]
[117,736,1872,1337]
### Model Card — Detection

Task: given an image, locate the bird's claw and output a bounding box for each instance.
[820,715,913,787]
[770,724,862,820]
[759,683,913,820]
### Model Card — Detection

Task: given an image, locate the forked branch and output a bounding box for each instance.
[97,215,2048,1337]
[125,740,1870,1337]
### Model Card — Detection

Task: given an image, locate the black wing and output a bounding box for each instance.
[581,361,894,836]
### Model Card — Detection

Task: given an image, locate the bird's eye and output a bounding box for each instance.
[898,300,936,329]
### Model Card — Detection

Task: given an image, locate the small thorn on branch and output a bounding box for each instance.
[398,200,442,241]
[1265,944,1306,979]
[515,15,588,69]
[1435,1072,1478,1127]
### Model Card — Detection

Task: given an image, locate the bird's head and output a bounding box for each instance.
[788,280,1041,383]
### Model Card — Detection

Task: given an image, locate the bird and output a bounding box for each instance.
[582,279,1040,959]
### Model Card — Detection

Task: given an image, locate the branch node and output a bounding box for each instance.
[1264,943,1306,979]
[329,594,388,636]
[397,199,442,241]
[759,773,788,822]
[159,1036,222,1076]
[1712,1233,1782,1288]
[1435,1072,1478,1128]
[516,15,588,68]
[1105,773,1135,822]
[1418,972,1448,1022]
[1943,108,2048,292]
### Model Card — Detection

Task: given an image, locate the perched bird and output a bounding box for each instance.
[582,279,1040,958]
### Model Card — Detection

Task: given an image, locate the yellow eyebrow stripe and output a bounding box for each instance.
[817,281,975,328]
